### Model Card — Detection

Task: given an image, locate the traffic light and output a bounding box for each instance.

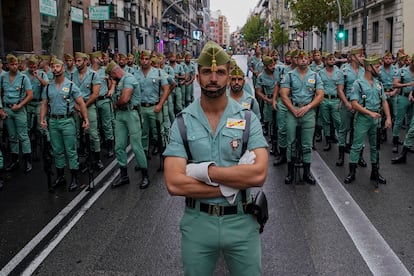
[155,36,160,43]
[228,45,232,51]
[337,24,345,40]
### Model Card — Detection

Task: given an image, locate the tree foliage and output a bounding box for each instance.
[288,0,352,33]
[241,15,268,45]
[270,20,289,49]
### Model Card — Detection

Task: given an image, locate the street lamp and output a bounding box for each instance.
[125,0,137,53]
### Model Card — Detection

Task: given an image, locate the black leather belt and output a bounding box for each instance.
[293,102,310,107]
[266,94,273,99]
[31,99,42,102]
[384,89,393,92]
[185,198,238,216]
[324,94,338,99]
[141,102,158,107]
[5,103,17,108]
[50,113,73,119]
[98,95,110,100]
[401,92,411,97]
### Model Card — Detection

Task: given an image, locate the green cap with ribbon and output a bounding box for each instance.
[105,60,118,74]
[230,65,244,77]
[6,54,18,64]
[89,51,102,59]
[364,55,381,66]
[197,41,230,72]
[262,55,274,66]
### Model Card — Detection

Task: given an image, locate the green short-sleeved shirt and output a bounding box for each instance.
[396,66,414,95]
[72,68,102,101]
[114,72,141,106]
[1,71,32,104]
[255,70,280,96]
[349,77,386,111]
[379,64,398,90]
[134,67,168,103]
[97,67,109,96]
[342,64,365,97]
[163,99,268,204]
[163,65,177,86]
[319,66,344,96]
[26,70,49,101]
[42,78,82,115]
[280,68,324,105]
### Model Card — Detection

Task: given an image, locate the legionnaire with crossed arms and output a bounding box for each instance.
[344,55,391,185]
[280,50,324,185]
[164,41,268,276]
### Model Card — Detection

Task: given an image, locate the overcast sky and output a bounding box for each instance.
[210,0,257,32]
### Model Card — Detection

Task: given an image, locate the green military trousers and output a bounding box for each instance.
[27,102,49,139]
[276,99,288,149]
[180,203,261,276]
[320,98,341,137]
[141,106,163,151]
[286,109,316,163]
[86,104,101,153]
[114,109,147,169]
[49,117,78,169]
[338,105,353,147]
[96,98,114,142]
[349,113,379,163]
[4,106,31,154]
[392,94,413,137]
[185,82,194,106]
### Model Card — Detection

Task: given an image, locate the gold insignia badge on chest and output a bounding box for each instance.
[230,139,240,151]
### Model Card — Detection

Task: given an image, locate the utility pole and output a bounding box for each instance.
[51,0,72,58]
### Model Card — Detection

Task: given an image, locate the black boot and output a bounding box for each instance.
[358,148,367,167]
[269,137,278,155]
[112,167,129,188]
[344,163,357,184]
[336,146,345,167]
[24,153,32,173]
[0,169,4,190]
[391,146,409,164]
[315,125,322,142]
[263,122,269,136]
[370,163,386,184]
[284,162,294,185]
[68,169,79,192]
[106,140,114,158]
[323,136,331,151]
[392,136,399,153]
[93,152,104,171]
[6,154,20,171]
[273,147,287,166]
[303,163,315,185]
[140,169,150,189]
[52,167,66,188]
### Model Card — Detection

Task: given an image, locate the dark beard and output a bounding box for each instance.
[231,85,243,93]
[53,69,64,77]
[201,84,227,98]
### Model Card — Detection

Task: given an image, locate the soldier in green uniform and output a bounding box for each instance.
[64,53,77,80]
[255,55,280,148]
[280,50,324,185]
[183,52,196,106]
[90,51,115,158]
[164,41,268,276]
[0,103,7,190]
[160,53,177,124]
[105,61,149,188]
[40,58,89,192]
[26,55,50,156]
[169,52,186,114]
[337,48,367,167]
[249,46,263,88]
[228,65,261,119]
[134,50,170,159]
[344,55,391,184]
[310,49,325,142]
[318,52,343,151]
[1,54,33,172]
[39,55,54,80]
[73,52,104,170]
[391,53,414,153]
[272,49,298,166]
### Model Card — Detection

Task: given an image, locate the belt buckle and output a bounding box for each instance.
[208,204,223,216]
[328,95,332,100]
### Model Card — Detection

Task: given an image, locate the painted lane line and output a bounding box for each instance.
[312,152,411,276]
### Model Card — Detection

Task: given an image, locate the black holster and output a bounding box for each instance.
[244,190,269,233]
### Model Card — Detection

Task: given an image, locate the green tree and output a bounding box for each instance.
[270,20,289,49]
[241,15,268,46]
[288,0,352,47]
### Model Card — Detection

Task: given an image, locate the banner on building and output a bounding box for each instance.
[89,6,110,21]
[40,0,57,17]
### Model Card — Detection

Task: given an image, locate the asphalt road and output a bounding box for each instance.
[1,55,414,275]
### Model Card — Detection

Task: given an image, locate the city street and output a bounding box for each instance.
[1,55,414,275]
